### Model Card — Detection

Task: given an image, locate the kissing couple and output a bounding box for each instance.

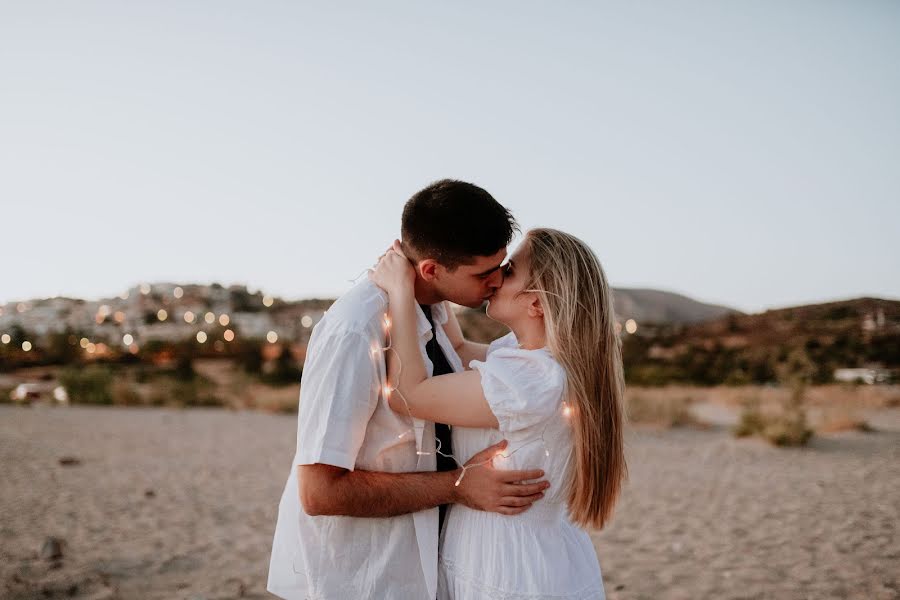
[268,179,626,599]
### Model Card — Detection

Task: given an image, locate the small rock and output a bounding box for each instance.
[58,456,81,466]
[144,489,156,498]
[40,536,64,560]
[615,584,626,591]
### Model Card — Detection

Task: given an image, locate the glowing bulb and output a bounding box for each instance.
[218,314,230,326]
[267,331,278,343]
[140,283,151,295]
[625,319,638,334]
[122,334,133,346]
[204,312,215,324]
[196,331,208,343]
[157,309,168,321]
[22,341,32,352]
[79,337,89,348]
[223,329,235,342]
[263,295,274,307]
[183,311,195,324]
[173,286,183,299]
[1,334,9,344]
[301,315,313,328]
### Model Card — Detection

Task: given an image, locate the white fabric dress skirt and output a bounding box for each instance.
[437,333,606,600]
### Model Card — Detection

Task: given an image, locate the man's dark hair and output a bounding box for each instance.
[401,179,519,271]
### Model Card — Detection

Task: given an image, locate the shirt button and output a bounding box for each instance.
[424,331,433,342]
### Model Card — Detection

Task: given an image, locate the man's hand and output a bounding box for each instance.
[452,440,550,516]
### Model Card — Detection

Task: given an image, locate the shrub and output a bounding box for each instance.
[734,396,766,437]
[110,379,143,406]
[58,366,114,405]
[732,386,813,447]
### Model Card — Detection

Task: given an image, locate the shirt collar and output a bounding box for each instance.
[415,304,433,339]
[416,302,449,339]
[368,279,448,340]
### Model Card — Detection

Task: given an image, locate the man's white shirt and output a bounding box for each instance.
[267,278,464,600]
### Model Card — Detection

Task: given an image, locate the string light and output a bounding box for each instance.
[377,311,569,487]
[292,266,572,578]
[350,265,570,486]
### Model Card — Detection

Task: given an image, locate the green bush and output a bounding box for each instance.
[58,366,114,405]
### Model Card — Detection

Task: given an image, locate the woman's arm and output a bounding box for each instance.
[386,290,498,429]
[370,248,499,429]
[441,304,489,366]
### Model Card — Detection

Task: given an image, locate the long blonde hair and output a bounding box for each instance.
[521,228,627,529]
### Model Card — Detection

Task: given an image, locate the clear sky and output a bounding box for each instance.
[2,1,898,313]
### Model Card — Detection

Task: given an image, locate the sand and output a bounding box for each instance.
[1,404,898,600]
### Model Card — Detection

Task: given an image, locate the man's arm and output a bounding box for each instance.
[300,440,549,517]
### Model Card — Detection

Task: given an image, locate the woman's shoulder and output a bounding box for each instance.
[486,333,564,376]
[473,336,566,403]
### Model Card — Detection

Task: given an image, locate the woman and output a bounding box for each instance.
[370,228,626,600]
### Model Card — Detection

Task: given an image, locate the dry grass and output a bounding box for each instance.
[193,359,299,413]
[625,390,705,428]
[628,383,900,409]
[732,388,813,446]
[813,402,875,433]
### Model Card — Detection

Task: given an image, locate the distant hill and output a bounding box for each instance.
[611,288,740,325]
[622,297,900,386]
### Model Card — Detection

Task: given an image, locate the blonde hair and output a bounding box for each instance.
[521,228,627,529]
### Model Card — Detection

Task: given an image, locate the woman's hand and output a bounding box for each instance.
[370,240,415,297]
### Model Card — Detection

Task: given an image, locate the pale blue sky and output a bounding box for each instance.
[1,1,898,313]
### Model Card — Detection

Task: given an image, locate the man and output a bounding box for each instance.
[267,180,550,599]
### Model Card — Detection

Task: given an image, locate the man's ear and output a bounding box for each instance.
[418,259,439,282]
[527,296,544,318]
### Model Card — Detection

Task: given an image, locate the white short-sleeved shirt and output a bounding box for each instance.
[437,332,606,599]
[267,279,464,600]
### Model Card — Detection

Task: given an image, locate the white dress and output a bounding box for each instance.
[437,332,606,600]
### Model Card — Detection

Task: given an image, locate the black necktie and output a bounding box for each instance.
[420,305,455,534]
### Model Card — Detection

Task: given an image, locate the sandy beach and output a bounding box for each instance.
[1,403,898,600]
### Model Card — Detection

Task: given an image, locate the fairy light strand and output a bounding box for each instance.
[293,267,572,576]
[376,311,570,487]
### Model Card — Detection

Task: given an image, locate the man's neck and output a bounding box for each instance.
[413,277,443,306]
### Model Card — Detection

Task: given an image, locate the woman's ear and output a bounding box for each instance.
[527,296,544,318]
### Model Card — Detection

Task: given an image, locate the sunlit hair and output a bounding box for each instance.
[521,228,627,529]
